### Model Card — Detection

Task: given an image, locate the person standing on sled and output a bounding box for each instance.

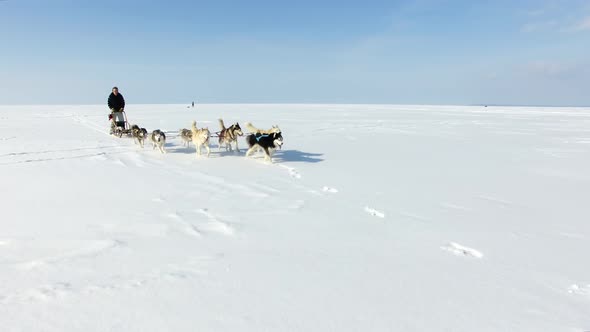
[108,86,125,134]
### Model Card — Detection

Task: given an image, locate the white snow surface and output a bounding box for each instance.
[1,104,590,331]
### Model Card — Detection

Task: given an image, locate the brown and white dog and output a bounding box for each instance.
[218,119,243,152]
[178,128,193,147]
[190,121,211,157]
[245,122,281,135]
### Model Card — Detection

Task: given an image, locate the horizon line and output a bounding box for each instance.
[0,102,589,108]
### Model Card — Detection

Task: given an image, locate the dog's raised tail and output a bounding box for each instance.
[245,122,258,134]
[191,120,198,134]
[218,119,226,130]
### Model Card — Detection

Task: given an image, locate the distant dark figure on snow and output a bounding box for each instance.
[192,101,195,108]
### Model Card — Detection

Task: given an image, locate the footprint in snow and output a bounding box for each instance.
[111,158,127,167]
[279,164,301,179]
[289,169,301,179]
[365,206,385,218]
[568,284,590,295]
[476,195,513,206]
[90,153,108,161]
[165,212,202,238]
[440,202,471,212]
[197,208,236,236]
[288,200,305,210]
[441,242,483,259]
[23,282,74,302]
[15,239,125,271]
[166,212,182,220]
[322,186,338,193]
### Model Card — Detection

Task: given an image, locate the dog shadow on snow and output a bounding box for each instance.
[167,144,233,156]
[167,145,323,163]
[271,150,324,163]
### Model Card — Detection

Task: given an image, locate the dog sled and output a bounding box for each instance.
[109,110,131,137]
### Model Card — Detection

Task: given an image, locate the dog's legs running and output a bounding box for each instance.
[205,143,210,157]
[159,143,166,154]
[263,147,272,163]
[245,146,256,158]
[234,140,239,153]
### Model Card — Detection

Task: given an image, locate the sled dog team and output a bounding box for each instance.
[130,119,284,162]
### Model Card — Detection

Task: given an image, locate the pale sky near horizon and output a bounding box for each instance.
[0,0,589,106]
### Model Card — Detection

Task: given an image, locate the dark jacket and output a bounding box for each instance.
[108,92,125,111]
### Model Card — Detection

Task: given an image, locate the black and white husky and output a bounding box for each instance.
[218,119,243,152]
[131,124,147,148]
[150,129,166,154]
[245,123,283,163]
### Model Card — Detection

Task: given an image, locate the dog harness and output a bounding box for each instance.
[255,134,269,142]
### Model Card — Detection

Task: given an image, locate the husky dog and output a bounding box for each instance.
[150,129,166,154]
[190,121,211,157]
[218,119,243,152]
[178,128,193,147]
[245,122,281,135]
[245,130,284,163]
[131,124,147,148]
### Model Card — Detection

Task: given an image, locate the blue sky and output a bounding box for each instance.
[0,0,589,105]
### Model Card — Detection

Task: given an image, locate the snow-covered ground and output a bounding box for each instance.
[1,104,590,331]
